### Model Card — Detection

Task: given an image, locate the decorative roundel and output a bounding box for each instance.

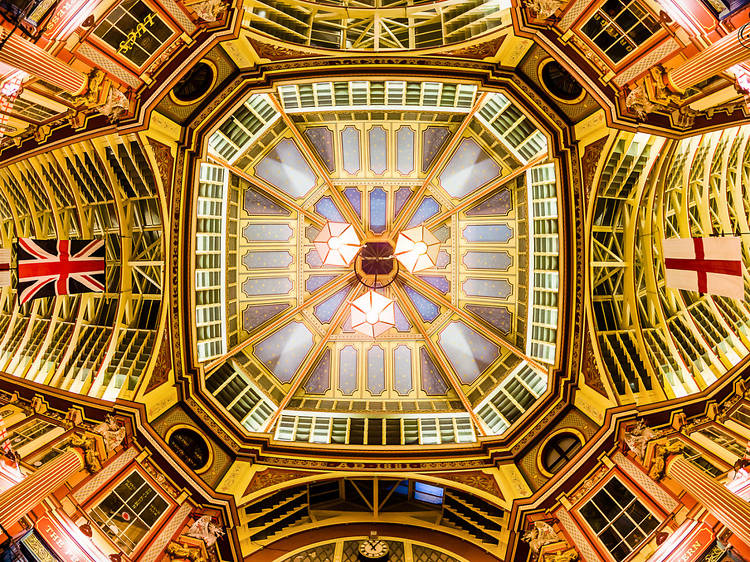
[539,59,585,103]
[167,426,211,472]
[171,61,216,104]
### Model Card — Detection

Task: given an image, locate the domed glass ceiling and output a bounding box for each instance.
[191,79,562,446]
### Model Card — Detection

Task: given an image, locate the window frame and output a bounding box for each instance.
[538,429,585,477]
[728,402,750,430]
[87,0,180,73]
[85,465,175,557]
[693,423,747,462]
[667,435,729,478]
[575,0,664,71]
[5,416,64,458]
[574,471,663,562]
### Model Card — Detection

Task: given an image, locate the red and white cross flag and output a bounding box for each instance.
[662,237,744,300]
[0,248,9,287]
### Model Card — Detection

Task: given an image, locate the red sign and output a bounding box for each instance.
[663,523,714,562]
[35,515,94,562]
[43,0,89,39]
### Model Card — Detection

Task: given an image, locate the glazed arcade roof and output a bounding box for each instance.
[190,79,562,447]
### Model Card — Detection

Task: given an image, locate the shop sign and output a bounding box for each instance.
[44,0,88,39]
[663,522,714,562]
[35,515,93,562]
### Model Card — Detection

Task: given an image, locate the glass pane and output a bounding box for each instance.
[580,502,607,533]
[123,517,148,547]
[115,472,144,500]
[96,493,122,519]
[594,491,620,519]
[625,527,645,548]
[628,23,652,44]
[604,478,632,507]
[603,0,625,16]
[607,38,632,62]
[129,486,156,515]
[612,542,630,560]
[613,514,635,537]
[640,514,659,535]
[582,17,604,40]
[628,500,649,523]
[615,10,637,30]
[593,28,617,51]
[600,527,621,550]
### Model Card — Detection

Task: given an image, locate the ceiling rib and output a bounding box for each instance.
[424,152,548,229]
[391,281,487,437]
[263,281,365,433]
[400,269,549,375]
[204,272,356,373]
[392,92,488,235]
[267,93,367,240]
[210,156,328,228]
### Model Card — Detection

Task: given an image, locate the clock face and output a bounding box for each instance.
[359,539,389,557]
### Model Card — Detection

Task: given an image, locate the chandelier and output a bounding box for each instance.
[350,290,396,338]
[314,221,440,337]
[313,221,361,266]
[394,226,440,273]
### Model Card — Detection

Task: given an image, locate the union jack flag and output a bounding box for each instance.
[16,238,106,305]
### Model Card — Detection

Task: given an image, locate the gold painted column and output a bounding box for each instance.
[666,455,750,547]
[0,31,88,95]
[667,24,750,93]
[0,447,84,531]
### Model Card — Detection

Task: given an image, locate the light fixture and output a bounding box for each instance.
[394,226,440,273]
[314,221,361,267]
[350,290,395,337]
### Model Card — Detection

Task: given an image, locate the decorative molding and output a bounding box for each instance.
[613,39,680,87]
[145,327,172,394]
[558,0,588,31]
[160,0,196,33]
[580,328,607,397]
[72,448,138,503]
[441,35,506,59]
[581,136,607,202]
[75,44,141,89]
[613,450,678,511]
[567,463,609,505]
[248,37,319,61]
[140,503,193,562]
[554,507,599,562]
[245,468,319,495]
[433,470,504,499]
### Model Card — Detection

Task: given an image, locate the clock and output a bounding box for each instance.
[358,539,389,561]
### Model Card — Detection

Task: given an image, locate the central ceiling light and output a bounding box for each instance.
[313,221,440,337]
[350,290,395,337]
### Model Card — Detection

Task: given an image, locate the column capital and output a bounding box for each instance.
[69,431,106,474]
[645,440,683,481]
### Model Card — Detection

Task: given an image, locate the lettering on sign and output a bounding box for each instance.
[664,524,714,562]
[118,13,156,54]
[35,516,92,562]
[44,0,86,38]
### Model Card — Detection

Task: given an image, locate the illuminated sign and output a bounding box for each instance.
[35,515,93,562]
[43,0,88,39]
[663,523,714,562]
